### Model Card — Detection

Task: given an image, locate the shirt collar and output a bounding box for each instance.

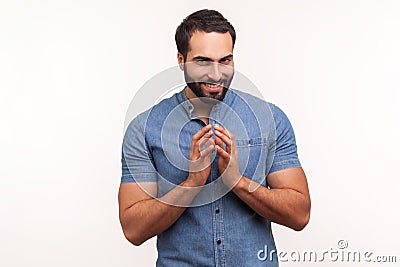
[176,89,194,115]
[176,88,235,116]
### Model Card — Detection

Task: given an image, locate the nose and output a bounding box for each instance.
[207,62,222,82]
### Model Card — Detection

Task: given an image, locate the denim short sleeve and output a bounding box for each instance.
[121,112,158,183]
[268,104,301,174]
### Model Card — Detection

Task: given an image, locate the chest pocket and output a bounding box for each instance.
[235,137,270,186]
[236,137,268,147]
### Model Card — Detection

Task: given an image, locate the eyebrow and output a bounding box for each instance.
[192,54,233,62]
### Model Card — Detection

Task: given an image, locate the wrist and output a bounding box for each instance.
[231,175,248,193]
[226,173,243,191]
[183,174,205,188]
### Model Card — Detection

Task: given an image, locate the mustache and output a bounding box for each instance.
[187,78,228,85]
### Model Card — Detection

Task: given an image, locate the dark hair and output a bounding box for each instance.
[175,9,236,60]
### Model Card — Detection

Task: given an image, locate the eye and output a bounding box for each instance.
[220,58,232,64]
[196,59,211,66]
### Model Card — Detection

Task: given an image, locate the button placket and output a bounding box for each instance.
[210,101,226,266]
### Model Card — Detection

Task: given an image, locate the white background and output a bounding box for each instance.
[1,0,399,266]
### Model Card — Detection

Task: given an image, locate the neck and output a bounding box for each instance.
[184,86,215,124]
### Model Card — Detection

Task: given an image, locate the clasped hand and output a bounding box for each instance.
[188,124,242,189]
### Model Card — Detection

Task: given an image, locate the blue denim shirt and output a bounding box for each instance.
[121,89,301,266]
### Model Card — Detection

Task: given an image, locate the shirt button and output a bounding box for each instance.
[215,208,220,214]
[217,240,221,245]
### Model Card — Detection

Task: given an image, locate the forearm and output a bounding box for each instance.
[120,124,215,245]
[121,179,202,245]
[232,176,311,231]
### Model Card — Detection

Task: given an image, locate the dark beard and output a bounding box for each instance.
[186,82,228,102]
[183,63,234,102]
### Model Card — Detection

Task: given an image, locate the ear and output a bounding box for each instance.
[177,52,184,70]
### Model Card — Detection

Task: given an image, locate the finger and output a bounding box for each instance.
[215,124,236,146]
[214,124,230,137]
[215,144,230,159]
[195,131,214,151]
[214,129,232,154]
[200,144,215,158]
[192,124,212,143]
[227,129,237,147]
[215,135,223,147]
[190,144,214,172]
[215,125,236,154]
[197,138,215,152]
[191,130,213,158]
[198,131,213,148]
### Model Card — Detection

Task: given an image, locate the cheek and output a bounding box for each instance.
[186,67,209,82]
[220,64,234,78]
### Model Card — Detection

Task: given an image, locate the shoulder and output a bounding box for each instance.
[125,92,180,132]
[267,103,291,125]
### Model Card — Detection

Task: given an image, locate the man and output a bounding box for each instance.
[119,9,310,266]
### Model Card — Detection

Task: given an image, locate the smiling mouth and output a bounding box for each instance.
[202,82,224,92]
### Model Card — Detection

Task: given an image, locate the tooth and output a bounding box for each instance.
[205,83,221,88]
